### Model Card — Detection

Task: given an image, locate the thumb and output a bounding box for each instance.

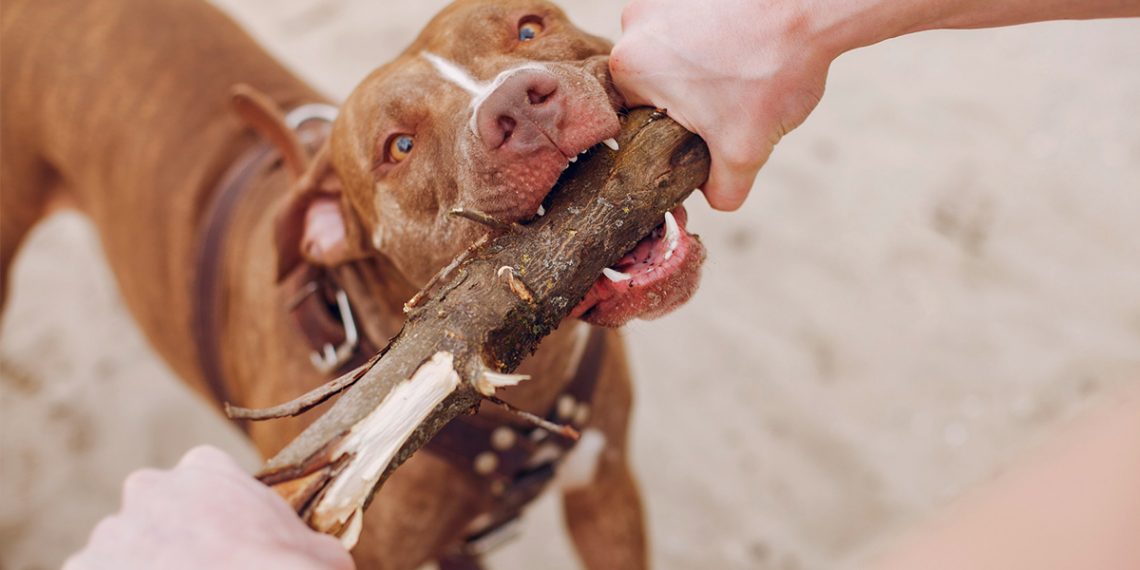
[701,152,767,212]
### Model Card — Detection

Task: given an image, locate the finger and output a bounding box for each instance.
[607,42,655,109]
[178,445,247,476]
[619,0,652,31]
[701,157,763,212]
[302,533,358,570]
[65,516,126,570]
[120,468,164,512]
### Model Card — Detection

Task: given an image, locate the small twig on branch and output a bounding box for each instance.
[449,208,523,233]
[225,354,379,421]
[484,395,580,441]
[404,235,488,313]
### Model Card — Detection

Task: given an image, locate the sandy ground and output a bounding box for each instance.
[2,2,1138,569]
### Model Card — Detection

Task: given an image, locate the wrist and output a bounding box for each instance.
[808,0,931,57]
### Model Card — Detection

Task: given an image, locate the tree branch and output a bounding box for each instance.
[255,110,709,543]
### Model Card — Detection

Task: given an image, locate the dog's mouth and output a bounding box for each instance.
[512,138,705,328]
[568,205,704,327]
[461,56,703,326]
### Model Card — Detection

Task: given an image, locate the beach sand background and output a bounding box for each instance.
[2,2,1138,568]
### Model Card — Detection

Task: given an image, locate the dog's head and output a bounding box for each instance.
[276,0,703,327]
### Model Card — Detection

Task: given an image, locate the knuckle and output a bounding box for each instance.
[121,468,164,503]
[717,142,767,172]
[87,513,125,544]
[619,0,648,29]
[607,39,641,75]
[123,468,161,491]
[181,445,229,468]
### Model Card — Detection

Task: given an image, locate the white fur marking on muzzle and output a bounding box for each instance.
[419,52,556,136]
[422,52,483,96]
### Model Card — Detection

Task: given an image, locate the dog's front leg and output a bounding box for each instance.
[558,343,649,570]
[562,451,649,570]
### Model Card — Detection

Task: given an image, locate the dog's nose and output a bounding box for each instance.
[474,68,564,152]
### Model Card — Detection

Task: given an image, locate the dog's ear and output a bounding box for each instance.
[230,84,308,180]
[272,143,369,282]
[227,84,367,282]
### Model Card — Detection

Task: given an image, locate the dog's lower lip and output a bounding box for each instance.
[571,203,703,325]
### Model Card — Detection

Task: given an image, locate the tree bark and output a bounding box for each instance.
[256,109,710,543]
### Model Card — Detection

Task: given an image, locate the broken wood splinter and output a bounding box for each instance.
[497,266,535,303]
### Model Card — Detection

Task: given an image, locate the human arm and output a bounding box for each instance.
[871,384,1140,569]
[610,0,1140,211]
[63,446,355,570]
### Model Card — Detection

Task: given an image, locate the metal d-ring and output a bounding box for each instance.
[285,103,339,131]
[309,288,360,374]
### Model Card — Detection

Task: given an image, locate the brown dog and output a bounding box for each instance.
[0,0,704,568]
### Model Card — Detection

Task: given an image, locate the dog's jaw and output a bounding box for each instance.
[330,0,703,325]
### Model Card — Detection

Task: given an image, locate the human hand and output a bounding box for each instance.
[610,0,839,211]
[64,446,355,570]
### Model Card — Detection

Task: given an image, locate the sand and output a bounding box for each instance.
[2,2,1138,569]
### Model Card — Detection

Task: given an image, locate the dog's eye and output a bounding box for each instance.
[387,134,415,163]
[518,17,544,41]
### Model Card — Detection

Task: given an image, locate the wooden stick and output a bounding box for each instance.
[257,110,709,542]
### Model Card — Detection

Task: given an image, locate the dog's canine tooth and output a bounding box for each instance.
[603,138,619,151]
[663,211,680,261]
[537,204,546,217]
[602,268,632,282]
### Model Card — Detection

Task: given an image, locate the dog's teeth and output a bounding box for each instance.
[536,204,546,217]
[662,211,680,261]
[603,138,620,151]
[602,268,632,283]
[568,155,578,163]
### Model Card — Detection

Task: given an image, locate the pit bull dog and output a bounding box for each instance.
[0,0,705,568]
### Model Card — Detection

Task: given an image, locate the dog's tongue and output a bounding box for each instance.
[570,206,704,327]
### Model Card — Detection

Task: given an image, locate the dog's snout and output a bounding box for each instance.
[474,69,564,151]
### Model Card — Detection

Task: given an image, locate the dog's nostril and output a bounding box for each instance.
[498,116,517,141]
[527,86,556,105]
